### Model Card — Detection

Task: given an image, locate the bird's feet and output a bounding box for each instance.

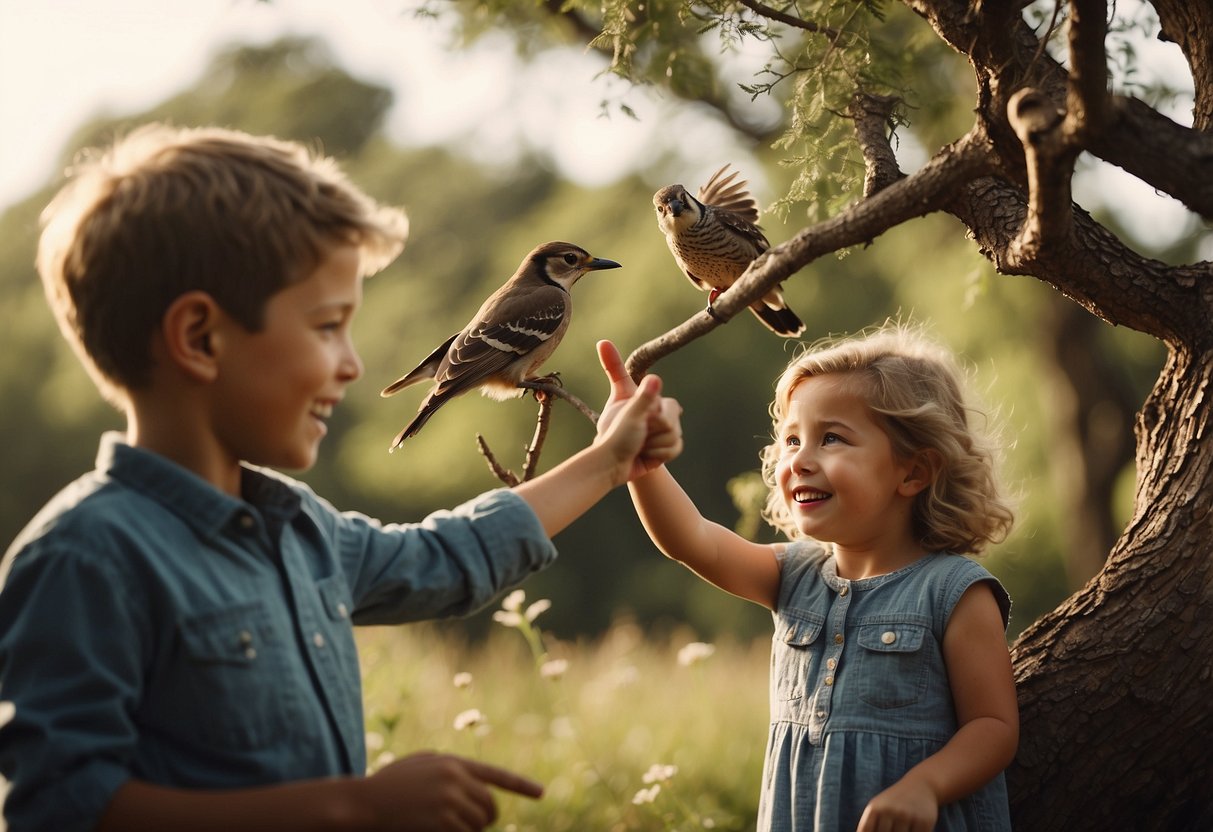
[519,373,563,402]
[705,288,725,322]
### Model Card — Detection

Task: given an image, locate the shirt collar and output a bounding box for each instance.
[98,432,302,541]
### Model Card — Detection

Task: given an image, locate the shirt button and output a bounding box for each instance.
[825,675,834,686]
[313,632,326,649]
[838,585,849,597]
[244,647,257,660]
[881,631,897,644]
[834,634,844,645]
[816,710,826,718]
[238,514,255,530]
[336,602,349,619]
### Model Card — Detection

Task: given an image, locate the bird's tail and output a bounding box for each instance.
[388,397,443,452]
[750,302,805,337]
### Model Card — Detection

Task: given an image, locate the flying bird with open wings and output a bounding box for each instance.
[381,241,621,451]
[653,164,804,336]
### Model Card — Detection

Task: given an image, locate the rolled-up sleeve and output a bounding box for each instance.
[0,544,144,832]
[317,489,558,626]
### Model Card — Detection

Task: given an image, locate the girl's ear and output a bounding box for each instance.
[160,291,222,382]
[899,449,942,497]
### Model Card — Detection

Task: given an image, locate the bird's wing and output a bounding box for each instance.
[432,291,569,399]
[380,332,459,397]
[714,208,770,256]
[697,164,760,224]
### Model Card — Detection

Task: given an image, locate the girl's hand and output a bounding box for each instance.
[856,776,938,832]
[595,340,683,481]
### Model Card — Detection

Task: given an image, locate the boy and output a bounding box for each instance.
[0,124,682,831]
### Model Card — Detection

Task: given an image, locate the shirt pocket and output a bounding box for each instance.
[173,601,298,750]
[772,612,824,701]
[854,621,930,709]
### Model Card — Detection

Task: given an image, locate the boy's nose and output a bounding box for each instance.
[340,340,364,382]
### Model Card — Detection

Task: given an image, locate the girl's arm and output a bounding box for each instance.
[857,581,1019,832]
[594,340,780,609]
[627,466,781,609]
[98,752,543,832]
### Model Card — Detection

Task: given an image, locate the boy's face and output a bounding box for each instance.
[211,244,364,472]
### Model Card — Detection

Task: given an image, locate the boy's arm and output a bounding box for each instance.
[511,342,682,538]
[98,752,543,832]
[596,341,781,610]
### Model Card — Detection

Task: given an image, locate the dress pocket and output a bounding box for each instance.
[772,612,824,701]
[854,622,929,708]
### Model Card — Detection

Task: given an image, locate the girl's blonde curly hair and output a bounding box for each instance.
[760,323,1014,555]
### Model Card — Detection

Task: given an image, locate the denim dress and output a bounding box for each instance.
[758,541,1013,831]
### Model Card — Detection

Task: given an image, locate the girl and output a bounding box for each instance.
[602,324,1018,831]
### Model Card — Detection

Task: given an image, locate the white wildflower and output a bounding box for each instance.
[502,589,526,612]
[540,658,569,679]
[642,763,679,784]
[453,671,473,689]
[677,641,716,667]
[525,598,551,622]
[365,731,385,752]
[453,708,485,731]
[492,609,523,628]
[632,785,659,805]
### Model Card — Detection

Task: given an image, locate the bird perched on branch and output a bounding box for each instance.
[653,165,803,336]
[381,241,621,451]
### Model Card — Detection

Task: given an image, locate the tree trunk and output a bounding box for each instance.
[1008,346,1213,830]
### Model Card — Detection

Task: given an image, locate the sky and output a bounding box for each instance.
[0,0,1204,253]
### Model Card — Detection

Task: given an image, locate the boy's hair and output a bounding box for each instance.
[37,123,410,406]
[760,323,1015,554]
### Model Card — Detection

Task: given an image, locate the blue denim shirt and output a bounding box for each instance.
[0,433,557,832]
[759,541,1013,831]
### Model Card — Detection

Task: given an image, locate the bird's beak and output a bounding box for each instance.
[668,199,685,217]
[587,257,622,271]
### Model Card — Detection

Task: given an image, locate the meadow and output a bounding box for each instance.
[359,590,771,831]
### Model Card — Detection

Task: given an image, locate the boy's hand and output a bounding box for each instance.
[362,751,543,831]
[595,340,683,481]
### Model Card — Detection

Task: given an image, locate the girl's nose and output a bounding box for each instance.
[791,444,818,473]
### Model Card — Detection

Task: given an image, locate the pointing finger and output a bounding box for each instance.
[461,758,545,799]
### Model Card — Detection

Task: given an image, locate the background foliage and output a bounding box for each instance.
[0,32,1171,650]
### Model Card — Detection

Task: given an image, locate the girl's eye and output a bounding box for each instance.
[783,435,800,448]
[822,432,842,445]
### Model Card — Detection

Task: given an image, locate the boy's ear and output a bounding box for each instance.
[899,449,942,497]
[161,291,223,382]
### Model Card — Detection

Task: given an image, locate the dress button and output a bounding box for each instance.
[839,585,849,597]
[244,647,257,660]
[336,602,349,619]
[834,634,844,645]
[239,514,255,530]
[827,658,837,670]
[881,631,897,644]
[313,632,326,649]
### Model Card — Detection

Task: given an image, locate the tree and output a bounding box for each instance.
[434,1,1212,827]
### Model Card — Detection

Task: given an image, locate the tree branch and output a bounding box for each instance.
[475,378,597,486]
[736,0,843,39]
[626,127,997,380]
[850,92,905,197]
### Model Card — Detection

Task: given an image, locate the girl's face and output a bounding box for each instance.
[774,373,920,554]
[211,243,365,472]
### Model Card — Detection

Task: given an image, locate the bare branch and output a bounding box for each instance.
[517,378,599,422]
[1006,88,1072,259]
[736,0,843,38]
[1064,0,1110,140]
[521,392,554,482]
[850,92,905,197]
[476,434,520,487]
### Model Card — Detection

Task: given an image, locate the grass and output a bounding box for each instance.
[358,590,771,831]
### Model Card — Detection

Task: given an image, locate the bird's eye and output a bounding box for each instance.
[563,253,579,265]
